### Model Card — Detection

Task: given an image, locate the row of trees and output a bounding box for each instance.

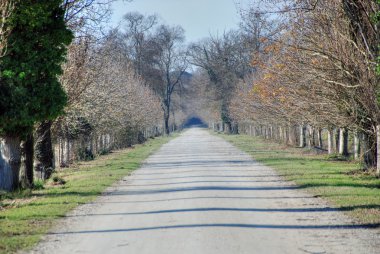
[5,0,376,192]
[187,4,273,133]
[192,0,380,173]
[239,0,380,172]
[0,1,169,191]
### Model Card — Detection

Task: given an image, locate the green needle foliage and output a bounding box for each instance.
[0,0,73,136]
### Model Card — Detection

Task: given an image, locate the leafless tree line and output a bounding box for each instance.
[215,0,380,173]
[35,2,168,180]
[0,0,165,190]
[188,4,279,133]
[188,0,380,173]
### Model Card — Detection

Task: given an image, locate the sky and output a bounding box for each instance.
[110,0,251,43]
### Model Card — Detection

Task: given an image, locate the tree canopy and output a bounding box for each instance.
[0,0,73,136]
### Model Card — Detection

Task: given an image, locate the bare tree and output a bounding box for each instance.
[151,25,188,135]
[122,12,158,76]
[225,0,380,170]
[189,30,256,133]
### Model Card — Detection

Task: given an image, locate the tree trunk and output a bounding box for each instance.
[91,135,96,155]
[20,133,34,188]
[225,122,232,134]
[354,131,360,160]
[317,128,323,148]
[61,137,70,167]
[327,128,334,154]
[232,122,239,134]
[164,109,170,135]
[97,134,102,151]
[264,126,268,139]
[307,126,313,148]
[65,137,70,166]
[339,128,344,154]
[377,125,380,175]
[339,128,348,156]
[288,125,295,146]
[335,129,340,153]
[299,124,306,148]
[59,138,64,168]
[34,121,54,179]
[0,136,21,191]
[269,125,273,139]
[362,132,376,169]
[343,129,349,156]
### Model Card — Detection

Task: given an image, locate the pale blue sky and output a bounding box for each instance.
[110,0,251,43]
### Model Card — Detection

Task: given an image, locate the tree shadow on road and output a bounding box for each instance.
[64,205,380,217]
[49,222,380,236]
[112,185,302,195]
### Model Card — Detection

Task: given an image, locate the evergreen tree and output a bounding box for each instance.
[0,0,73,191]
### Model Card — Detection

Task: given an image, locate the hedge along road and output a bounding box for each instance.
[30,128,379,254]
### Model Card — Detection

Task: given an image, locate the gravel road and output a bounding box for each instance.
[31,128,380,254]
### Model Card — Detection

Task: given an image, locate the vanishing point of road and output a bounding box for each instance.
[32,128,379,254]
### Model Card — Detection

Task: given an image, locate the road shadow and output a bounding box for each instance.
[141,160,257,168]
[66,204,380,217]
[132,175,282,181]
[50,223,380,235]
[123,179,285,187]
[111,185,302,196]
[68,206,340,217]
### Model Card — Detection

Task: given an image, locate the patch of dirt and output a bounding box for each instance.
[0,196,38,211]
[345,168,377,177]
[367,208,380,216]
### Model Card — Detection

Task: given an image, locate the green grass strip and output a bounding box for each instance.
[0,135,175,254]
[217,133,380,225]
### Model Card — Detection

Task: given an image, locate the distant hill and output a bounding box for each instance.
[170,71,193,86]
[180,71,193,88]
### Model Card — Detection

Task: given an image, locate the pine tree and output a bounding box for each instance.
[0,0,73,191]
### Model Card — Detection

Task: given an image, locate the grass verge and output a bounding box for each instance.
[0,135,175,254]
[216,132,380,225]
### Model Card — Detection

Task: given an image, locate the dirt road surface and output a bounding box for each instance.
[31,128,380,254]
